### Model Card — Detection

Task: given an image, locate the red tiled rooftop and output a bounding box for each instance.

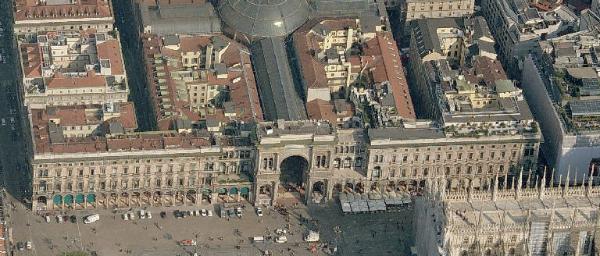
[375,32,416,120]
[47,72,106,89]
[48,107,89,126]
[14,0,113,22]
[306,99,337,124]
[119,102,137,129]
[179,36,212,53]
[97,39,125,75]
[293,19,416,121]
[20,43,42,78]
[142,34,262,128]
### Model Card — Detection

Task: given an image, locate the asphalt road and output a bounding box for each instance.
[0,0,30,203]
[112,0,157,131]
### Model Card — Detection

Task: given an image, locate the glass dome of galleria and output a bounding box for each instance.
[218,0,310,37]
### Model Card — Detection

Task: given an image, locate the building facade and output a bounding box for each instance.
[404,0,474,22]
[31,140,256,211]
[415,172,600,256]
[13,0,115,37]
[480,0,578,76]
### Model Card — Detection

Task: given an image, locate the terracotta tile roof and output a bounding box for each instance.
[50,138,108,154]
[142,33,262,128]
[319,19,359,31]
[47,72,106,89]
[306,99,337,124]
[14,0,113,22]
[179,36,211,53]
[375,32,416,120]
[227,65,264,122]
[48,107,89,126]
[112,102,138,129]
[293,29,328,89]
[20,43,42,78]
[96,39,125,75]
[471,56,507,86]
[293,19,416,121]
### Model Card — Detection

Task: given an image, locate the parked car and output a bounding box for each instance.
[122,213,129,221]
[45,215,51,223]
[146,211,152,219]
[16,242,24,251]
[174,210,184,219]
[252,236,264,243]
[26,241,32,250]
[160,211,166,218]
[201,209,207,217]
[275,236,287,244]
[69,215,77,223]
[139,210,146,219]
[207,210,213,217]
[256,207,263,217]
[235,207,243,218]
[178,239,196,246]
[83,214,99,224]
[128,212,135,220]
[56,215,63,223]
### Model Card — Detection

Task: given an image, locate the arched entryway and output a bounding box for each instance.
[278,156,309,203]
[186,190,197,204]
[256,184,273,206]
[280,156,308,186]
[311,181,326,203]
[86,194,96,206]
[240,187,250,200]
[64,194,74,207]
[36,196,47,210]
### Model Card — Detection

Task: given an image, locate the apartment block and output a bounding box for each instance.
[141,33,263,130]
[481,0,578,75]
[13,0,115,36]
[405,0,474,22]
[293,17,415,128]
[408,17,541,173]
[19,30,128,109]
[521,28,600,180]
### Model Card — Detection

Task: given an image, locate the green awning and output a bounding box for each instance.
[64,195,73,205]
[229,187,238,195]
[87,194,96,203]
[75,194,85,204]
[217,188,227,194]
[53,195,62,205]
[240,187,250,195]
[202,188,212,195]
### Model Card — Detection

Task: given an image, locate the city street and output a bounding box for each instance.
[112,0,157,131]
[0,0,30,202]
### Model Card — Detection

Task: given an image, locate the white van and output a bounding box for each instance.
[83,214,100,224]
[253,236,264,243]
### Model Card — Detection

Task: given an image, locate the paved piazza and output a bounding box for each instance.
[6,194,413,256]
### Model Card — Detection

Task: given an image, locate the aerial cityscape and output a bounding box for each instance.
[1,0,600,255]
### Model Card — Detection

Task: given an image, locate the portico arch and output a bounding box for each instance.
[277,155,309,203]
[279,155,308,186]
